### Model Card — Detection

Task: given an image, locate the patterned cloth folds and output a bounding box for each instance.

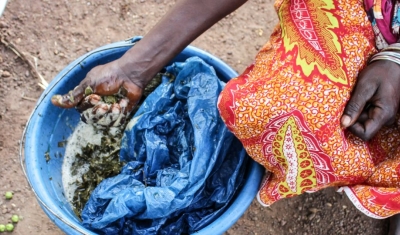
[217,0,400,219]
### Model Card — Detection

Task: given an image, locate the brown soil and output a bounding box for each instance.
[0,0,390,234]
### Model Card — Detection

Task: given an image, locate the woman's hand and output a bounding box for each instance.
[341,60,400,141]
[51,0,249,127]
[51,58,145,128]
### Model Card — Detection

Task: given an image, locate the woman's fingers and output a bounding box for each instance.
[50,61,144,128]
[76,94,102,112]
[53,83,140,128]
[51,63,120,108]
[341,79,376,128]
[51,84,87,108]
[77,95,132,128]
[342,60,400,140]
[80,101,128,128]
[347,106,391,141]
[81,103,110,124]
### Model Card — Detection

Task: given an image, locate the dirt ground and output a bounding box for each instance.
[0,0,391,234]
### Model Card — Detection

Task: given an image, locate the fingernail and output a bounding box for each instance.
[68,91,75,103]
[51,95,62,105]
[341,115,351,128]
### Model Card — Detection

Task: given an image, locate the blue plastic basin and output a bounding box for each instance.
[23,36,264,235]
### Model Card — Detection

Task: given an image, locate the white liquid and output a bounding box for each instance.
[61,121,103,203]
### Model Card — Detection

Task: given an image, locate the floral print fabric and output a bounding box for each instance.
[218,0,400,218]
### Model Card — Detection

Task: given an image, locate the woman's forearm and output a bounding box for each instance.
[118,0,248,87]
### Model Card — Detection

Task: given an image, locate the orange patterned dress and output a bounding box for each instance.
[217,0,400,219]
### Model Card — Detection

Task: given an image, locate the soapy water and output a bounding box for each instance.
[61,122,121,205]
[62,122,102,203]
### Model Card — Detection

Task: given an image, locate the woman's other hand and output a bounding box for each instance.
[341,60,400,141]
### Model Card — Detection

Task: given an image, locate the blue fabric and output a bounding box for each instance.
[81,57,247,234]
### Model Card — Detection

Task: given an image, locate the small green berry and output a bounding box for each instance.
[11,215,19,223]
[5,224,13,232]
[4,192,13,200]
[0,224,5,232]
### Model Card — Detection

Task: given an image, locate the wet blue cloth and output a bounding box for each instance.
[81,57,247,234]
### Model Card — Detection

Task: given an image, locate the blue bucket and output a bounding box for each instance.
[21,36,264,235]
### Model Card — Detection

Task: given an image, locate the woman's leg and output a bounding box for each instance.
[218,0,379,207]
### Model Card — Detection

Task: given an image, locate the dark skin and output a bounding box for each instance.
[51,0,400,143]
[341,60,400,141]
[51,0,400,232]
[51,0,249,112]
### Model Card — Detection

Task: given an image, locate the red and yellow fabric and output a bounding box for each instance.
[217,0,400,219]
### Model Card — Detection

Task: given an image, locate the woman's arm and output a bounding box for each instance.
[52,0,248,110]
[119,0,249,88]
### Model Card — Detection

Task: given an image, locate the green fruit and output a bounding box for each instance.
[4,192,13,200]
[0,224,5,232]
[11,215,19,223]
[5,224,13,232]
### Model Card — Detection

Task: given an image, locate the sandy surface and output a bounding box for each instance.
[0,0,390,234]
